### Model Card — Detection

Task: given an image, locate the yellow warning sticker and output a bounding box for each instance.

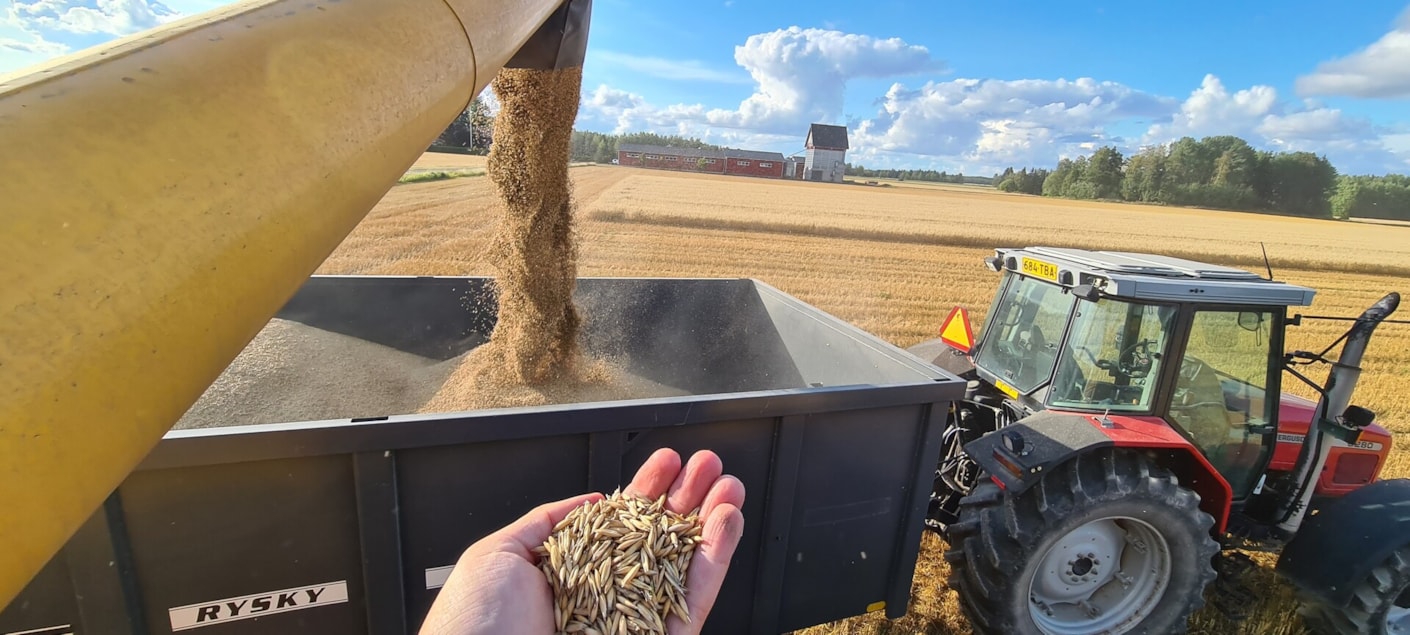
[994,379,1020,399]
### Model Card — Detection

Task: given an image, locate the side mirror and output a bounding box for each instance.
[1071,284,1101,302]
[1238,311,1264,331]
[1341,405,1375,429]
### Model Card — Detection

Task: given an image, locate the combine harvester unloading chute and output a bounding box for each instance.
[0,0,592,607]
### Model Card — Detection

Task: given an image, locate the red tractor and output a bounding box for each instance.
[909,247,1407,634]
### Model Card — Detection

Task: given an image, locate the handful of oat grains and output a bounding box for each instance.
[535,490,703,635]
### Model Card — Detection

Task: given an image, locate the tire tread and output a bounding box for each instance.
[947,449,1220,634]
[1301,547,1410,635]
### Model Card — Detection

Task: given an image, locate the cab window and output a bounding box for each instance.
[972,273,1075,393]
[1049,299,1175,412]
[1172,309,1277,496]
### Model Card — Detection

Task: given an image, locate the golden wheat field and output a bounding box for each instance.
[319,158,1410,635]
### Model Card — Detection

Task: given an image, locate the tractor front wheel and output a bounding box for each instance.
[946,449,1219,635]
[1300,547,1410,634]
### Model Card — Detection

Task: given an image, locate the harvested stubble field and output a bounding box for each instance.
[409,151,488,171]
[318,160,1410,635]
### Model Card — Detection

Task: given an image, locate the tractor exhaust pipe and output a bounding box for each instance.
[1276,292,1400,535]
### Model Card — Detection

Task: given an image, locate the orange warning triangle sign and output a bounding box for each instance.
[939,306,975,353]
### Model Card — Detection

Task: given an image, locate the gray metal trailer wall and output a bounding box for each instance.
[1,277,964,635]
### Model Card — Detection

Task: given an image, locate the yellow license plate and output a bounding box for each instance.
[1021,257,1059,282]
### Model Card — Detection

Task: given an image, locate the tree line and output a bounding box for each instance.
[993,135,1410,220]
[432,97,494,153]
[431,100,729,163]
[844,164,993,185]
[993,167,1051,194]
[569,131,725,164]
[1332,174,1410,221]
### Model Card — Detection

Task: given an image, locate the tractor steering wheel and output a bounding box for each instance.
[1117,339,1157,379]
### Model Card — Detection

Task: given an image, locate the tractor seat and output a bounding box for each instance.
[1173,357,1233,450]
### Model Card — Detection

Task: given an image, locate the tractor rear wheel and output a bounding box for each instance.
[1300,547,1410,634]
[945,449,1219,635]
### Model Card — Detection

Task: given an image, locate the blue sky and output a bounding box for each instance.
[5,0,1410,174]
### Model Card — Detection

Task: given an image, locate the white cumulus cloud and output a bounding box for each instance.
[1145,75,1276,141]
[1296,8,1410,98]
[10,0,178,37]
[703,27,943,133]
[851,77,1175,168]
[0,34,68,55]
[0,30,70,74]
[579,84,708,135]
[1144,75,1408,174]
[576,84,798,150]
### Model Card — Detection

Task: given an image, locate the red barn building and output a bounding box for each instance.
[617,143,786,179]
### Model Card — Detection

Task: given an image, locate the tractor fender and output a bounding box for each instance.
[1276,478,1410,607]
[965,411,1115,494]
[965,410,1234,532]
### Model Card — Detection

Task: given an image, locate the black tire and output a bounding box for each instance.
[945,449,1220,635]
[1301,547,1410,634]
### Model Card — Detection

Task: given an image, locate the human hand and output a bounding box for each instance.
[420,448,747,635]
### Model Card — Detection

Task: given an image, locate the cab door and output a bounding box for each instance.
[1165,306,1283,498]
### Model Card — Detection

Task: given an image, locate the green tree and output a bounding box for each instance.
[1262,152,1338,217]
[1085,146,1125,199]
[1035,133,1364,215]
[434,109,474,148]
[1123,146,1168,202]
[1043,158,1079,197]
[432,97,495,152]
[1206,137,1256,188]
[592,136,615,163]
[1166,137,1217,186]
[1332,175,1410,220]
[467,96,494,153]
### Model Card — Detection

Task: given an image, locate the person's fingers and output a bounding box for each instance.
[490,492,603,560]
[624,447,682,501]
[670,502,745,635]
[666,450,723,515]
[696,474,746,525]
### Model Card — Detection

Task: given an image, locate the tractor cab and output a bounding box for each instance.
[966,247,1316,498]
[908,247,1405,634]
[917,248,1405,635]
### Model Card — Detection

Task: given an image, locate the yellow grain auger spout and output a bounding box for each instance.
[0,0,591,606]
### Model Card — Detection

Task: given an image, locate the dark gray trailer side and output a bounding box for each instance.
[1,276,964,635]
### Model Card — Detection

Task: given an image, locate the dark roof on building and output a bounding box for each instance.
[805,124,849,150]
[618,143,784,162]
[726,148,787,161]
[619,143,722,159]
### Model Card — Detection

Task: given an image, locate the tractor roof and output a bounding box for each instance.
[992,246,1316,306]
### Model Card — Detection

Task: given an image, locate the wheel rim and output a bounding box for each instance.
[1387,585,1410,633]
[1028,516,1171,635]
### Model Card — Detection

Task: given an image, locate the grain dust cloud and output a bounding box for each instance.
[178,68,683,429]
[421,68,679,412]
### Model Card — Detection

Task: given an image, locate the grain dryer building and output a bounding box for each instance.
[617,144,786,179]
[804,123,848,183]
